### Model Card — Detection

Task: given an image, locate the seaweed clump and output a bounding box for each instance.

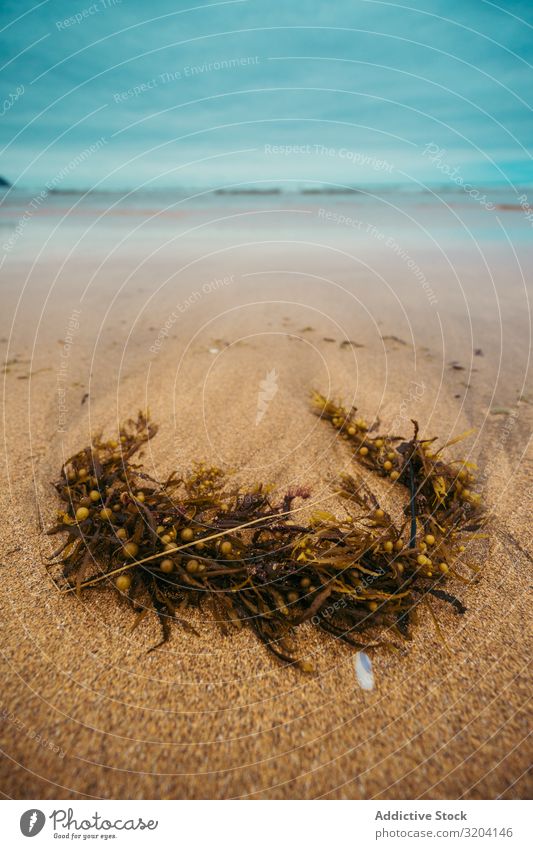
[47,397,485,671]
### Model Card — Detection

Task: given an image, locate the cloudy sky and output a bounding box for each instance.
[1,0,532,190]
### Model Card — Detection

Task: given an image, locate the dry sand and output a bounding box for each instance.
[0,233,531,799]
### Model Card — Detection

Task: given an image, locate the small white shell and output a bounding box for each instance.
[354,651,374,691]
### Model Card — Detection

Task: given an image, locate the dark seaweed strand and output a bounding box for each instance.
[408,459,417,550]
[428,588,467,615]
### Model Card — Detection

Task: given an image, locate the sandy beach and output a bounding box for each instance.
[0,189,531,799]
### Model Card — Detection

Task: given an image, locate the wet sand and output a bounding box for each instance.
[0,198,531,799]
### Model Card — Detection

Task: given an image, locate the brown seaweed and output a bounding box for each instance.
[46,395,485,671]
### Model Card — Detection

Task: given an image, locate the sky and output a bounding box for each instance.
[1,0,532,190]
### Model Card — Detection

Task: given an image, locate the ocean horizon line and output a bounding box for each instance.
[1,181,531,198]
